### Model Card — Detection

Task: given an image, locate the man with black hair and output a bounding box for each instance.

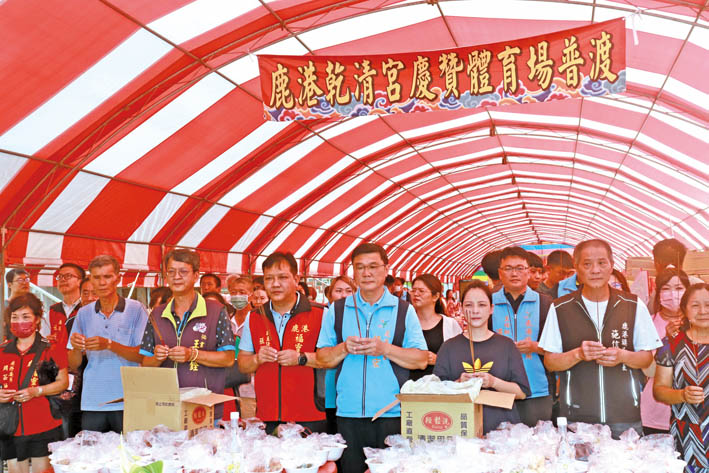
[491,246,553,426]
[317,242,427,473]
[237,252,326,433]
[538,250,576,298]
[200,273,221,295]
[384,275,396,294]
[540,239,660,438]
[6,268,30,302]
[526,252,544,292]
[141,249,235,420]
[68,254,148,433]
[48,263,85,348]
[481,250,503,293]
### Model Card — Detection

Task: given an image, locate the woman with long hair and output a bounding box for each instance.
[0,294,69,473]
[434,280,530,434]
[654,283,709,472]
[409,274,462,381]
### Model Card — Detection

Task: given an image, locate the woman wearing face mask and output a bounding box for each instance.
[409,275,462,381]
[434,280,530,434]
[640,267,690,435]
[0,294,69,473]
[654,283,709,472]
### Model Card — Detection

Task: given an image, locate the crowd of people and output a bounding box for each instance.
[0,237,707,473]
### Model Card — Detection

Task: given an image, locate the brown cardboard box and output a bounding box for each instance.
[397,390,515,441]
[117,367,236,435]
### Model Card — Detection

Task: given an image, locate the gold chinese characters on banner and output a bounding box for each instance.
[258,19,625,121]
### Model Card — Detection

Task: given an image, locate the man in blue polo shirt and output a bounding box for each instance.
[317,243,427,473]
[491,246,553,427]
[68,255,148,433]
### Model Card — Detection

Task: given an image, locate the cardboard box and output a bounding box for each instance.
[397,390,515,441]
[117,367,236,435]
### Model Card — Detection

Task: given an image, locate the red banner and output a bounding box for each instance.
[258,19,625,121]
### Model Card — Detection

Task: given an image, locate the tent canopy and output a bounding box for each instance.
[0,0,707,282]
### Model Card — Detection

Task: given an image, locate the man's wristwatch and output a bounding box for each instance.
[298,353,308,366]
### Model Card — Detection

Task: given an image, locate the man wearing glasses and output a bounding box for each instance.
[141,249,235,420]
[5,268,31,302]
[67,255,148,433]
[491,246,553,427]
[47,263,85,348]
[317,243,427,473]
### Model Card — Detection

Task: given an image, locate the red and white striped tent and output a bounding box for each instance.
[1,0,707,286]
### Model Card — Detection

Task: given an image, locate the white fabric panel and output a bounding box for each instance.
[295,229,326,258]
[261,222,298,255]
[349,135,402,161]
[294,172,370,224]
[124,243,150,269]
[298,4,439,52]
[266,155,354,215]
[32,172,109,233]
[663,77,709,112]
[219,135,325,206]
[37,274,56,287]
[149,0,261,44]
[0,30,171,155]
[317,116,378,141]
[350,197,421,238]
[689,26,709,51]
[230,215,273,252]
[143,275,158,289]
[85,74,235,176]
[172,121,289,195]
[593,6,691,42]
[226,253,244,274]
[221,37,309,84]
[0,153,26,194]
[441,0,591,21]
[177,205,230,248]
[129,193,187,243]
[24,233,63,265]
[400,113,488,141]
[253,256,267,275]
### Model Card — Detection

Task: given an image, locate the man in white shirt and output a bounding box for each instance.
[539,239,661,438]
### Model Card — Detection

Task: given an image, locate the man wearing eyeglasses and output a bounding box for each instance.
[47,264,85,349]
[317,243,427,473]
[141,249,235,420]
[5,268,31,302]
[67,255,148,433]
[491,246,553,427]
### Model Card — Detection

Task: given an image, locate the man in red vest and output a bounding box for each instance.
[237,252,326,434]
[48,263,85,348]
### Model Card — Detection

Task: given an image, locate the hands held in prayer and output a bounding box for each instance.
[578,341,626,367]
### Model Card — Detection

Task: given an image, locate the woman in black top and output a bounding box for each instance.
[409,274,462,381]
[434,280,531,434]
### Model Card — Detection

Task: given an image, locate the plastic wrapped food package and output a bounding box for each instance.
[49,424,346,473]
[360,423,684,473]
[400,374,483,399]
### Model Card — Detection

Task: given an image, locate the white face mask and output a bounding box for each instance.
[230,294,249,310]
[660,289,684,313]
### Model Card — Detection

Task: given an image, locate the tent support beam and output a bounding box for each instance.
[0,227,6,341]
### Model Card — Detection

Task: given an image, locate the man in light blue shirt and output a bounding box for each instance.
[317,243,427,473]
[68,255,147,433]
